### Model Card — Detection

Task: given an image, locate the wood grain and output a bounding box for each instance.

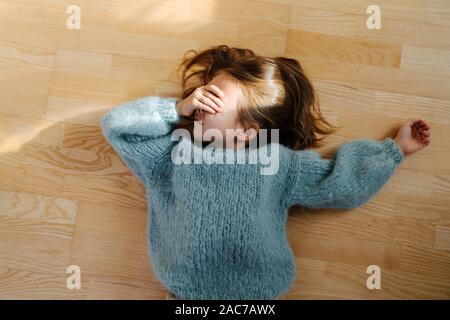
[0,0,449,299]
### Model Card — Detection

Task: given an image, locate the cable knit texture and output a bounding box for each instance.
[101,96,404,300]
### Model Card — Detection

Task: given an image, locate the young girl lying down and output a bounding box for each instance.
[101,45,431,300]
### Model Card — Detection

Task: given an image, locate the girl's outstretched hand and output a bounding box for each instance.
[394,118,431,156]
[176,84,225,117]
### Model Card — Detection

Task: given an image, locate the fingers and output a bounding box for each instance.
[204,84,225,112]
[421,128,431,143]
[207,84,225,99]
[407,118,431,139]
[192,97,217,114]
[402,117,431,150]
[193,85,225,114]
[415,119,431,137]
[202,90,224,112]
[418,119,431,130]
[414,119,431,146]
[407,118,431,130]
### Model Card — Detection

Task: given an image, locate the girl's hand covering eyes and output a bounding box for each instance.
[176,84,225,117]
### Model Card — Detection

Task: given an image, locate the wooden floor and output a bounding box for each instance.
[1,0,449,299]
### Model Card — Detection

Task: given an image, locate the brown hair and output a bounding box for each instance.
[172,44,339,150]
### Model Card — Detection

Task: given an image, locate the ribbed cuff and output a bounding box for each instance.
[382,138,404,165]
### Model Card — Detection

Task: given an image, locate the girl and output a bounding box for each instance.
[101,45,431,300]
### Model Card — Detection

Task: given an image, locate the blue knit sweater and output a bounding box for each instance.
[100,96,404,300]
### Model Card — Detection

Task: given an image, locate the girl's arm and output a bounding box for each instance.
[287,117,431,209]
[100,96,181,183]
[287,138,404,209]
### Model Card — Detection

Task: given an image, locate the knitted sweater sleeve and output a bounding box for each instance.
[287,138,404,209]
[100,96,181,183]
